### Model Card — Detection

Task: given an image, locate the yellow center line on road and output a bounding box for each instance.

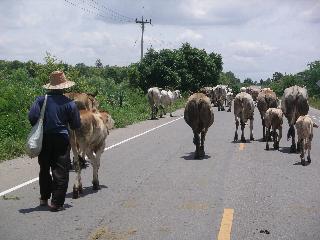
[239,143,245,151]
[217,208,234,240]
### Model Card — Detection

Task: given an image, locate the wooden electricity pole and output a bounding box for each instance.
[135,16,151,61]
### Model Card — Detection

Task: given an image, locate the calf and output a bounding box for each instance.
[70,110,114,198]
[295,115,318,165]
[184,93,214,159]
[265,108,283,150]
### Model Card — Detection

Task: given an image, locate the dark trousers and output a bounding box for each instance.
[38,134,70,206]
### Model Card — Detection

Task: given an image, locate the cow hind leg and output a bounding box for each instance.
[72,155,83,199]
[193,132,200,159]
[240,120,246,142]
[288,125,296,153]
[307,135,312,163]
[234,118,239,142]
[249,118,254,141]
[266,127,270,150]
[199,131,206,158]
[300,139,306,166]
[87,151,101,190]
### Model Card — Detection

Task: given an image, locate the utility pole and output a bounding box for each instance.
[135,16,151,61]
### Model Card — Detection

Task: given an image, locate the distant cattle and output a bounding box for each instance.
[70,110,114,198]
[160,89,181,117]
[147,87,162,119]
[214,85,227,111]
[233,92,255,142]
[199,87,215,104]
[226,90,233,112]
[184,93,214,159]
[281,85,309,152]
[246,86,261,102]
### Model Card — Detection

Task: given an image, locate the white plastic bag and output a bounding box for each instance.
[26,95,47,158]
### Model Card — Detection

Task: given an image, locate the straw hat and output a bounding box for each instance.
[43,71,75,90]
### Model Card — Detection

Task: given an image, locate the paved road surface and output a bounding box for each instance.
[1,107,320,240]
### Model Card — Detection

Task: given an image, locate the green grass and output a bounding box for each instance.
[309,97,320,110]
[0,88,186,162]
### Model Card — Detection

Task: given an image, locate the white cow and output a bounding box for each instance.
[147,87,162,119]
[160,89,181,117]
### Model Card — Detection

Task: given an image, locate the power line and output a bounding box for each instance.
[89,0,135,22]
[64,0,134,23]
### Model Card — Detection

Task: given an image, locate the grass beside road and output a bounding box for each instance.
[309,97,320,110]
[0,94,186,162]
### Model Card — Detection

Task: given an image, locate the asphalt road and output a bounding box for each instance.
[1,106,320,240]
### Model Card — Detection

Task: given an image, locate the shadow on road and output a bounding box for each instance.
[181,152,211,160]
[19,203,72,214]
[279,147,296,154]
[293,161,311,166]
[65,185,108,199]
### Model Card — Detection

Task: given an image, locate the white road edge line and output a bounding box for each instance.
[0,116,183,197]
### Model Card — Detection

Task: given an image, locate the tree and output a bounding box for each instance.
[272,72,283,82]
[129,43,223,92]
[95,59,103,68]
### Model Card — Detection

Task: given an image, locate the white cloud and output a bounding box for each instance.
[177,29,203,41]
[0,0,319,81]
[229,41,276,58]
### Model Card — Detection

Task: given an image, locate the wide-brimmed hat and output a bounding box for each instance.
[43,71,75,90]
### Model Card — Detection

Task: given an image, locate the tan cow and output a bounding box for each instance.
[65,92,99,111]
[295,115,318,165]
[257,88,278,141]
[184,93,214,159]
[265,108,283,150]
[233,92,255,142]
[70,109,114,198]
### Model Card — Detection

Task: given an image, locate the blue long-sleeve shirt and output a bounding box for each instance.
[28,93,81,137]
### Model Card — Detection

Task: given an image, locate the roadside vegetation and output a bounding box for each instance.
[0,43,222,161]
[1,42,319,161]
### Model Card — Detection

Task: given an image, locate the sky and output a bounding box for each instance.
[1,0,320,81]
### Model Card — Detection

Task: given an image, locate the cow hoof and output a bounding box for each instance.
[301,159,306,166]
[194,151,200,159]
[92,181,100,190]
[241,137,246,143]
[250,136,254,141]
[73,188,80,199]
[307,156,311,163]
[234,134,238,142]
[199,146,205,158]
[290,145,296,153]
[170,114,173,117]
[266,144,269,150]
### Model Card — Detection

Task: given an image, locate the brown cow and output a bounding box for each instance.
[70,109,114,198]
[184,93,214,159]
[257,88,278,141]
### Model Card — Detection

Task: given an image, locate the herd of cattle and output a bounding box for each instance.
[182,85,318,166]
[65,84,318,198]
